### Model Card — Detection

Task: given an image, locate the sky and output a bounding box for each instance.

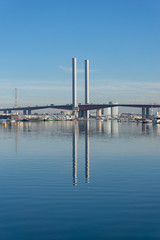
[0,0,160,107]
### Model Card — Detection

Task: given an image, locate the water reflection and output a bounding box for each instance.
[72,122,78,186]
[72,120,118,185]
[72,121,90,185]
[85,121,90,183]
[141,123,160,136]
[15,123,18,154]
[1,121,160,239]
[102,120,119,137]
[152,124,160,136]
[3,120,160,186]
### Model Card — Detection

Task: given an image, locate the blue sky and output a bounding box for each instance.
[0,0,160,107]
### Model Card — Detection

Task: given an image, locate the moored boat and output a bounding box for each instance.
[152,112,160,124]
[142,118,152,124]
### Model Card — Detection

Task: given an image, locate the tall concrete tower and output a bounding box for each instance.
[85,60,89,118]
[72,58,77,108]
[15,88,17,108]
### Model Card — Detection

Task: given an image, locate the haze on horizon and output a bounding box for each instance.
[0,0,160,107]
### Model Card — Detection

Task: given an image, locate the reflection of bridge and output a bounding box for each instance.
[1,103,160,118]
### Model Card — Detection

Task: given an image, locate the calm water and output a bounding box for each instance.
[0,120,160,240]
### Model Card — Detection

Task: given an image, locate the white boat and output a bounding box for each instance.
[152,112,160,124]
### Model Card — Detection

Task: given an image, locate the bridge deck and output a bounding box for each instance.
[0,103,160,112]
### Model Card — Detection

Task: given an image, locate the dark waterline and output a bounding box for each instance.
[0,121,160,240]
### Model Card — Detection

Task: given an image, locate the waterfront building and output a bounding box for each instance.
[108,101,119,118]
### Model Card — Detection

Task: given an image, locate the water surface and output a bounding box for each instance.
[0,120,160,239]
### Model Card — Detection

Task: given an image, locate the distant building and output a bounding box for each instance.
[107,107,111,117]
[108,102,118,117]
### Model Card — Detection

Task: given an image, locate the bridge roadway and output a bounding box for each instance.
[0,103,160,114]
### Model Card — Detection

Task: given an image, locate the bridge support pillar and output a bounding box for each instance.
[146,107,150,118]
[8,110,11,114]
[84,110,90,118]
[23,110,27,115]
[101,108,105,116]
[78,111,82,118]
[84,110,89,119]
[142,107,146,119]
[3,110,7,114]
[28,109,31,115]
[78,110,85,118]
[86,110,90,118]
[96,109,101,117]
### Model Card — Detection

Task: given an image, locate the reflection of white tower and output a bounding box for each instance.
[104,120,119,137]
[96,120,102,134]
[106,120,111,137]
[111,120,119,137]
[85,121,90,183]
[72,123,78,185]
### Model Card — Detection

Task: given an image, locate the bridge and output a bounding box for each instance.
[1,103,160,118]
[1,58,160,119]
